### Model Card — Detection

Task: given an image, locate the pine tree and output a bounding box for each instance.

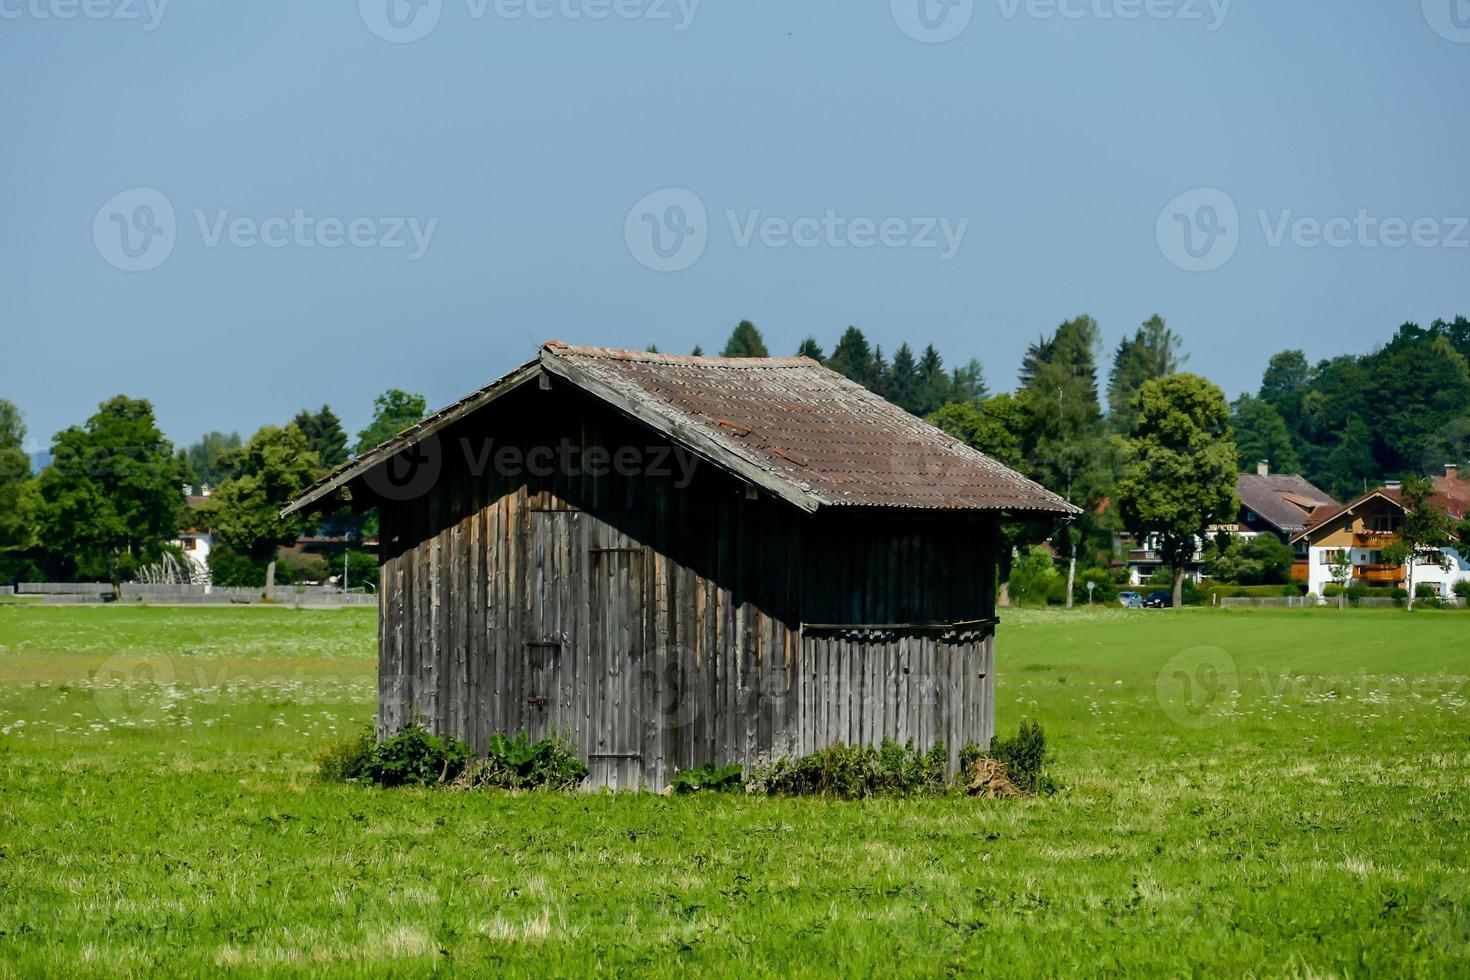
[691,345,704,356]
[1107,315,1185,434]
[720,321,769,358]
[828,327,875,388]
[887,344,920,413]
[796,337,825,362]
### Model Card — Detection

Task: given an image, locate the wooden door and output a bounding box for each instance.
[587,529,646,789]
[526,510,578,742]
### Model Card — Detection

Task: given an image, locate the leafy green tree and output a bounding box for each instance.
[795,337,825,362]
[828,327,876,388]
[929,395,1028,471]
[1207,533,1295,585]
[205,425,323,568]
[1231,395,1300,473]
[34,396,184,588]
[356,390,429,456]
[293,406,349,469]
[1318,416,1376,502]
[1009,546,1059,607]
[690,345,704,356]
[1107,315,1186,434]
[0,401,37,576]
[720,321,769,358]
[1364,327,1470,474]
[1380,475,1455,611]
[1259,350,1311,432]
[1117,374,1238,607]
[180,431,242,487]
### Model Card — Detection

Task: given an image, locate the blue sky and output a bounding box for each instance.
[2,1,1468,451]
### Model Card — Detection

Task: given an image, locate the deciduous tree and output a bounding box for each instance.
[1117,374,1238,608]
[34,396,184,588]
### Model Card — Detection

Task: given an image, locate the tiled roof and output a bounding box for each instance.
[285,342,1079,519]
[1235,474,1339,533]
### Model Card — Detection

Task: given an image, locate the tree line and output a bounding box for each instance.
[0,390,431,589]
[2,312,1466,596]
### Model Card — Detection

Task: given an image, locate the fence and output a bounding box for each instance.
[14,582,378,607]
[1219,595,1465,610]
[0,586,13,597]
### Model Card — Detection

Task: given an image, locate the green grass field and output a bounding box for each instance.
[2,604,1468,976]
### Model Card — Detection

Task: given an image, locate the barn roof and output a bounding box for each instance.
[283,342,1079,519]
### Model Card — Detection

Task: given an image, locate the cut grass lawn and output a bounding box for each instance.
[1,604,1468,975]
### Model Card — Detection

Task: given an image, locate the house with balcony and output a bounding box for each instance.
[1112,462,1338,586]
[1291,466,1470,597]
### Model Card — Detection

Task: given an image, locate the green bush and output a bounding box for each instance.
[368,720,474,787]
[670,763,743,794]
[207,545,266,589]
[1453,580,1470,600]
[1415,582,1438,600]
[987,720,1057,795]
[316,725,375,783]
[459,730,588,791]
[747,739,948,799]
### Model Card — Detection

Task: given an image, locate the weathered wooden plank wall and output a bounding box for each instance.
[375,377,998,789]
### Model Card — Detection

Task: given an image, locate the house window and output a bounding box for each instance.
[1319,549,1347,565]
[1370,514,1399,533]
[1246,510,1257,524]
[182,538,196,551]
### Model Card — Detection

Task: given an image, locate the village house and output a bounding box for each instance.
[1115,461,1338,586]
[1292,466,1470,597]
[283,343,1078,790]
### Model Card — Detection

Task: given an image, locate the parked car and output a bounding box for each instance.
[1143,590,1173,609]
[1118,591,1143,609]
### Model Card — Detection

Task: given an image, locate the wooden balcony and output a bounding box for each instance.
[1291,560,1309,582]
[1357,563,1404,585]
[1354,531,1398,547]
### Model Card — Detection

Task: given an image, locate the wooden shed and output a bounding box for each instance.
[285,343,1077,789]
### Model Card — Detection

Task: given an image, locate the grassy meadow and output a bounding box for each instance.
[1,604,1468,976]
